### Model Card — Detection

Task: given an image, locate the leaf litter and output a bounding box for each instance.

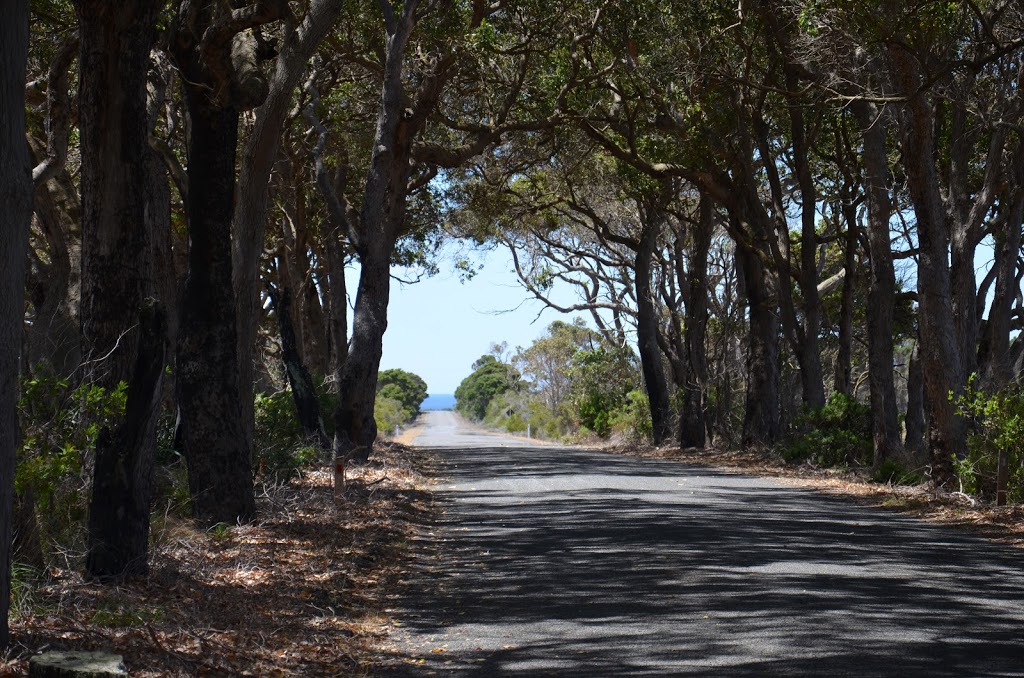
[1,442,436,676]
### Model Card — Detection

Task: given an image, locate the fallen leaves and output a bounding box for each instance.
[1,442,436,677]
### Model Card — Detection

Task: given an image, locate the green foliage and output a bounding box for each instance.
[455,355,520,421]
[566,347,637,438]
[16,373,127,557]
[953,377,1024,502]
[17,374,127,509]
[377,368,429,421]
[374,395,408,435]
[610,389,654,443]
[90,600,165,628]
[253,390,312,481]
[782,393,872,467]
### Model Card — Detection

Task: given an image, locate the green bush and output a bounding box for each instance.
[566,347,636,438]
[455,355,520,421]
[870,459,926,486]
[610,389,653,443]
[782,392,872,467]
[953,377,1024,502]
[377,369,428,420]
[253,388,324,481]
[17,373,127,555]
[374,395,407,436]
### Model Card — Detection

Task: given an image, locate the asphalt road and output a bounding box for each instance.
[380,412,1024,676]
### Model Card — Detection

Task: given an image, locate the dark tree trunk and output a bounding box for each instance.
[854,100,904,466]
[333,1,423,463]
[680,195,713,449]
[335,252,392,461]
[833,202,857,396]
[86,303,165,580]
[982,139,1024,389]
[76,1,158,386]
[887,47,965,483]
[74,0,163,581]
[175,98,255,524]
[904,340,927,463]
[272,287,327,446]
[0,0,32,648]
[635,223,673,444]
[738,244,781,446]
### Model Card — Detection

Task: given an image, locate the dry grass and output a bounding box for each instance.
[607,444,1024,549]
[1,442,436,677]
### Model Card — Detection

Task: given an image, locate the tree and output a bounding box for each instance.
[169,0,289,524]
[73,0,164,581]
[1,0,31,647]
[455,355,520,421]
[377,369,429,419]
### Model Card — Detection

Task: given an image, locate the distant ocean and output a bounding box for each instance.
[421,394,456,411]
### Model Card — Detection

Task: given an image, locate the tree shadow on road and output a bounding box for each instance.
[378,445,1024,677]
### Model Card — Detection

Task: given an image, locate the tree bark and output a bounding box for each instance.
[272,287,327,446]
[904,340,927,463]
[233,0,345,454]
[333,0,422,462]
[76,1,159,386]
[86,303,165,580]
[0,0,32,648]
[738,243,781,446]
[854,100,904,467]
[887,46,965,482]
[635,219,673,444]
[175,96,256,524]
[73,0,163,581]
[680,195,713,449]
[982,138,1024,389]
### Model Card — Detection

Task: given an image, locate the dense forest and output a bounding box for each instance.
[4,0,1024,653]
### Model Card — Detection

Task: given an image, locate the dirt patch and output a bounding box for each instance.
[1,443,438,677]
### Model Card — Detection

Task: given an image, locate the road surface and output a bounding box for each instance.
[380,411,1024,676]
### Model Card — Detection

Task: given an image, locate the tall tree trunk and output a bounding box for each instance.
[333,0,421,462]
[833,201,857,396]
[680,195,713,449]
[887,47,965,483]
[335,252,392,461]
[854,100,904,466]
[738,244,781,446]
[175,97,255,524]
[272,287,327,445]
[0,0,32,647]
[904,340,927,462]
[86,303,164,580]
[982,139,1024,389]
[233,0,345,455]
[74,0,163,581]
[635,222,673,444]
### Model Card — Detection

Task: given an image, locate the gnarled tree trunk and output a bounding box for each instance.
[74,0,164,581]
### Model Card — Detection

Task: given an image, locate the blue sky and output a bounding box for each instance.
[365,244,581,395]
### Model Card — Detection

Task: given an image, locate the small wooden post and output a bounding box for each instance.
[333,457,345,505]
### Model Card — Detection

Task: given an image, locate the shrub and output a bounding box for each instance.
[17,373,127,557]
[374,395,407,436]
[610,389,653,443]
[953,377,1024,503]
[782,392,872,467]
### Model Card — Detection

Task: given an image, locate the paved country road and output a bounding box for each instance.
[379,411,1024,676]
